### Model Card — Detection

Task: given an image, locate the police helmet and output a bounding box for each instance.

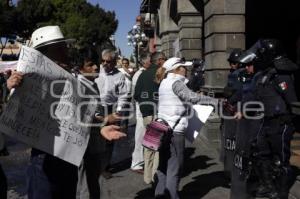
[257,39,284,63]
[227,49,242,63]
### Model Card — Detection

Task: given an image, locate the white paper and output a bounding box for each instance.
[185,105,213,143]
[0,46,98,166]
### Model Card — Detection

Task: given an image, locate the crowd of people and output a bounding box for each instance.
[0,24,299,199]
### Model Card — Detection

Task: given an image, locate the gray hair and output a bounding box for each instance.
[140,52,151,64]
[102,49,117,60]
[151,52,166,64]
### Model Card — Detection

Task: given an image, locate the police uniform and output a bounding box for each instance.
[221,67,244,175]
[255,68,297,199]
[230,71,263,199]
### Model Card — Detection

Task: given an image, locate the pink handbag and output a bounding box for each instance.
[142,119,172,151]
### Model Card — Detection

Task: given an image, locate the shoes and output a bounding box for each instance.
[130,168,144,174]
[255,185,279,199]
[102,171,113,179]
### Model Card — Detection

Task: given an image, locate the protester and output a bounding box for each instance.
[0,71,9,199]
[130,57,148,173]
[134,51,166,185]
[95,49,130,179]
[119,58,134,79]
[155,57,218,199]
[6,26,126,199]
[75,54,105,199]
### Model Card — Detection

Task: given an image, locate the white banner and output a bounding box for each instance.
[0,46,98,166]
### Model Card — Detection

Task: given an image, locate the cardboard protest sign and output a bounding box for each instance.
[185,105,214,143]
[0,46,98,166]
[0,61,18,72]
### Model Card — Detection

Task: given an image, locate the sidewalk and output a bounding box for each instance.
[1,127,231,199]
[104,134,230,199]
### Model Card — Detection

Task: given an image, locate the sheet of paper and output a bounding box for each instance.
[185,105,213,143]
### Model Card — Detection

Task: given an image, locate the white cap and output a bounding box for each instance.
[29,26,75,49]
[162,57,193,72]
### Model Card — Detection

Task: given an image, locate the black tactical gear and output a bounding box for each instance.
[228,49,243,63]
[230,71,263,199]
[187,59,205,92]
[254,66,297,199]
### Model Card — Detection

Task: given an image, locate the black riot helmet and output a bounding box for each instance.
[257,39,285,65]
[227,48,243,64]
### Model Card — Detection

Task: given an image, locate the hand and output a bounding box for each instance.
[104,113,121,124]
[7,71,23,90]
[234,112,243,120]
[100,125,126,141]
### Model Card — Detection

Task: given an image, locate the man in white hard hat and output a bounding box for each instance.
[6,25,125,199]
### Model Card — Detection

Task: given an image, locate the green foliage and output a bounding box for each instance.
[16,0,54,38]
[2,0,118,56]
[0,0,17,36]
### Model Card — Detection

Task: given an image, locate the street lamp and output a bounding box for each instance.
[127,24,148,68]
[109,34,116,47]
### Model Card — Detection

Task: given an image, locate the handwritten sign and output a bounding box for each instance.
[0,46,98,166]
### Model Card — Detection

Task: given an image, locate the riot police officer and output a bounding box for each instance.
[251,39,298,199]
[221,49,244,178]
[187,59,205,92]
[230,51,263,199]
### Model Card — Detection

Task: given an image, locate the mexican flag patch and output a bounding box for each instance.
[279,82,288,91]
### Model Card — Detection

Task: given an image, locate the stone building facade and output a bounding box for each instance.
[140,0,300,94]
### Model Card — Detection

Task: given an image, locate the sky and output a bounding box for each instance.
[89,0,141,58]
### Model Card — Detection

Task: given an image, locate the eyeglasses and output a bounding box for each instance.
[122,62,129,65]
[102,59,113,64]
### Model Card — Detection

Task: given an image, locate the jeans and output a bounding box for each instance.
[0,163,7,199]
[155,133,185,199]
[27,150,78,199]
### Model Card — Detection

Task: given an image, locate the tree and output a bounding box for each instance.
[14,0,118,64]
[0,0,18,57]
[15,0,54,38]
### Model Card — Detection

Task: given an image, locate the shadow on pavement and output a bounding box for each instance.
[180,171,229,198]
[134,187,154,199]
[110,158,132,174]
[182,147,216,178]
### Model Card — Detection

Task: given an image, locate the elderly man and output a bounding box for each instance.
[7,26,125,199]
[95,49,130,178]
[134,51,166,185]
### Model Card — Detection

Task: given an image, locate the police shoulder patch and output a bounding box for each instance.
[279,81,288,91]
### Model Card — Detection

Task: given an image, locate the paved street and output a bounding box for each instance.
[1,126,300,199]
[1,125,231,199]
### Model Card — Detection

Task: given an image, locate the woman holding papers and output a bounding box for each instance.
[154,57,218,199]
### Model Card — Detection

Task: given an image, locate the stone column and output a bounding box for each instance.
[160,32,178,58]
[158,0,178,58]
[203,0,246,93]
[177,0,203,60]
